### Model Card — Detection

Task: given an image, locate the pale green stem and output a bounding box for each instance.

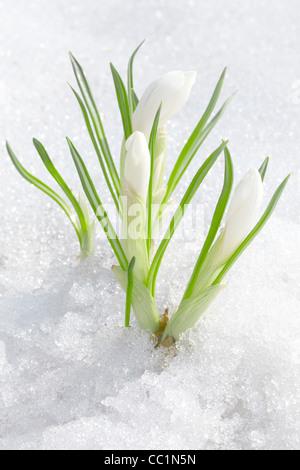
[122,187,150,284]
[80,222,95,261]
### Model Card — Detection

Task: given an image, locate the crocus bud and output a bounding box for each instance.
[124,131,150,201]
[219,168,263,260]
[132,70,197,139]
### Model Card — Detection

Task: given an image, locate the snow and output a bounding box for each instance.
[0,0,299,450]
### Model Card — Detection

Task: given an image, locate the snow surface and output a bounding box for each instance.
[0,0,300,450]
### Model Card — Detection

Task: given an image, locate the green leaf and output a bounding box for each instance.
[67,137,128,270]
[125,257,136,327]
[69,84,120,212]
[112,265,161,333]
[191,67,227,134]
[6,141,81,241]
[32,138,88,233]
[212,174,291,285]
[147,103,162,255]
[127,40,145,115]
[80,221,95,261]
[258,157,269,182]
[110,63,132,140]
[164,69,231,202]
[162,283,226,341]
[69,52,120,196]
[147,140,227,296]
[130,89,139,111]
[182,145,234,299]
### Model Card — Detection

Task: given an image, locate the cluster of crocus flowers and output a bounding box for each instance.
[6,43,290,346]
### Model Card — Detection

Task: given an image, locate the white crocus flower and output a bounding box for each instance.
[124,131,151,202]
[132,70,197,139]
[122,131,151,284]
[187,168,264,297]
[218,168,264,261]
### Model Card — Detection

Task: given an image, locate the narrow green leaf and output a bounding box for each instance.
[112,265,161,333]
[69,52,121,196]
[66,137,128,270]
[69,84,120,212]
[183,145,234,299]
[147,103,162,255]
[127,40,145,115]
[33,138,88,233]
[164,69,231,202]
[258,157,269,182]
[110,63,132,140]
[6,141,81,241]
[193,67,227,132]
[147,140,227,296]
[131,89,139,111]
[78,189,91,224]
[162,283,226,341]
[164,95,233,205]
[212,174,291,285]
[125,257,136,327]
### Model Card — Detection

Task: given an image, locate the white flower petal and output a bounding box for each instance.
[132,70,196,139]
[124,131,150,201]
[220,168,263,259]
